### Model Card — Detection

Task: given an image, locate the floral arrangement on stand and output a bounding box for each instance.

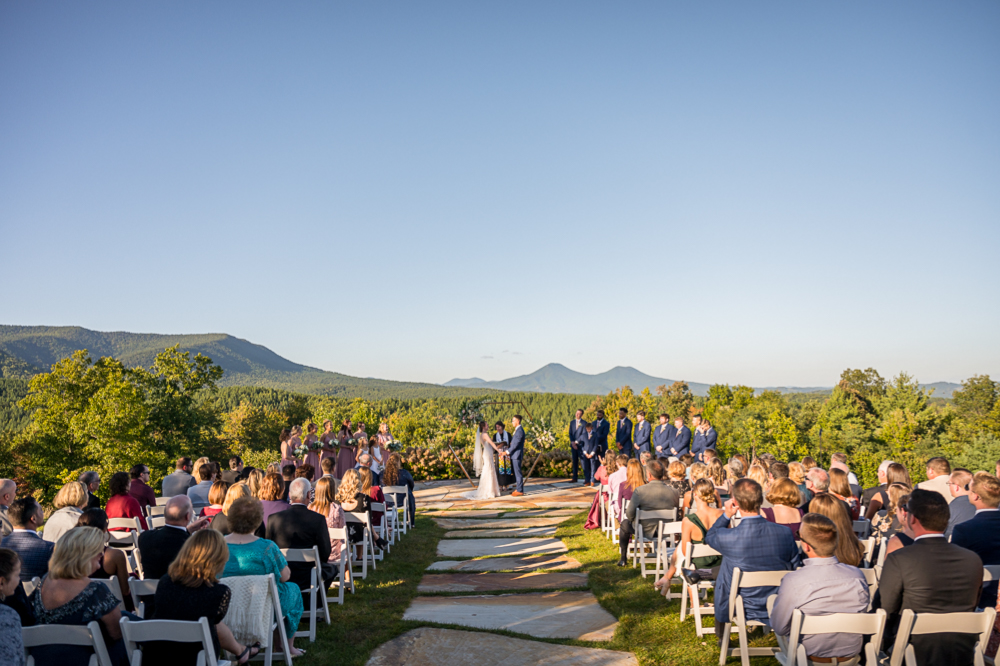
[525,417,558,452]
[455,398,486,428]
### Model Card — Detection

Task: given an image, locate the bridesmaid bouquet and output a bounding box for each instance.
[385,438,404,452]
[294,442,311,458]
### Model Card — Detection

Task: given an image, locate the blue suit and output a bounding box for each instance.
[593,419,610,453]
[951,510,1000,608]
[580,429,599,483]
[633,420,651,457]
[509,425,526,493]
[568,418,586,482]
[705,515,801,627]
[691,427,716,461]
[653,423,675,458]
[616,418,633,456]
[0,530,54,582]
[667,425,692,458]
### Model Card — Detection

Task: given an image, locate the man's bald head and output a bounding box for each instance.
[288,478,311,504]
[357,453,372,468]
[0,479,15,504]
[164,495,193,525]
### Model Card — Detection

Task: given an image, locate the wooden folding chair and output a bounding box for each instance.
[120,616,231,666]
[680,543,721,637]
[772,606,887,666]
[327,527,352,603]
[719,567,792,666]
[128,578,159,618]
[280,546,331,643]
[23,620,113,666]
[889,608,997,666]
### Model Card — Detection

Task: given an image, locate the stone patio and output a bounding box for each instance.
[416,572,588,593]
[426,553,582,572]
[442,526,557,538]
[436,537,567,559]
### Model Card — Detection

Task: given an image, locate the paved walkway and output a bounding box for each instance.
[366,477,638,666]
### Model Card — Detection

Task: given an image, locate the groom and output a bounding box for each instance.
[509,414,526,496]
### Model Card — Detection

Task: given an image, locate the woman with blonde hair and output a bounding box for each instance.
[872,483,911,541]
[257,472,289,524]
[148,529,260,665]
[762,478,805,538]
[707,458,729,500]
[808,493,864,567]
[883,491,915,554]
[684,462,722,509]
[75,509,132,611]
[29,526,126,664]
[211,483,264,537]
[667,460,690,496]
[309,477,346,566]
[336,469,387,551]
[865,463,913,519]
[788,462,811,504]
[654,478,724,593]
[246,468,264,498]
[43,481,89,543]
[829,468,860,520]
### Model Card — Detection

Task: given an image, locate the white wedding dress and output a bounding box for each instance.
[463,432,501,500]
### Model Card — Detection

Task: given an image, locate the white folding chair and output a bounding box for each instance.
[345,512,376,578]
[370,502,388,557]
[983,564,1000,583]
[889,608,997,666]
[221,573,293,665]
[23,620,113,666]
[128,578,159,618]
[853,519,872,539]
[120,616,231,666]
[719,568,793,666]
[280,546,331,642]
[680,543,721,637]
[145,504,166,518]
[23,576,41,597]
[107,517,142,551]
[124,550,143,579]
[93,577,125,610]
[861,567,879,611]
[772,606,887,666]
[155,496,170,506]
[651,520,684,592]
[860,536,876,568]
[148,515,166,529]
[327,527,352,602]
[383,485,411,538]
[631,508,677,572]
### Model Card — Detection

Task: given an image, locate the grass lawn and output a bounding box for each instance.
[298,511,778,665]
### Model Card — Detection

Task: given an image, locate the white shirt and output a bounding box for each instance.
[975,508,999,515]
[914,533,946,541]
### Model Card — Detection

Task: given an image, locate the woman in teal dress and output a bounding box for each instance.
[220,497,305,657]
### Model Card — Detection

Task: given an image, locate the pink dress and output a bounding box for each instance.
[303,435,321,472]
[323,503,346,562]
[280,439,298,468]
[320,432,338,463]
[335,433,356,480]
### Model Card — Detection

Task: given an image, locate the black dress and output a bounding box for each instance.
[344,494,372,544]
[210,512,266,538]
[147,575,231,666]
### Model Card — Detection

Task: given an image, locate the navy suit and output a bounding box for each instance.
[509,425,526,493]
[668,426,692,458]
[633,420,651,457]
[616,418,633,456]
[568,418,586,482]
[593,419,610,453]
[951,510,1000,608]
[580,430,599,483]
[691,426,716,461]
[653,423,675,458]
[1,531,54,582]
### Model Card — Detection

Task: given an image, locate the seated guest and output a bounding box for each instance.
[78,471,102,510]
[666,460,691,497]
[221,456,243,485]
[695,478,801,643]
[829,468,860,520]
[200,480,229,519]
[862,460,895,507]
[805,467,830,500]
[211,483,264,537]
[883,492,915,555]
[147,529,260,666]
[267,478,334,589]
[0,548,26,662]
[770,514,870,661]
[336,470,388,551]
[187,463,216,506]
[830,452,861,495]
[138,495,209,581]
[309,477,345,568]
[105,471,148,531]
[865,463,912,519]
[871,484,911,542]
[608,454,630,519]
[1,497,54,582]
[808,493,864,567]
[28,527,126,666]
[318,457,340,496]
[280,465,296,502]
[258,473,290,524]
[762,478,805,538]
[0,479,15,537]
[75,509,131,611]
[359,468,385,534]
[617,460,679,567]
[246,468,264,497]
[945,468,976,538]
[916,456,953,504]
[788,462,811,506]
[381,453,414,528]
[128,464,157,513]
[873,489,983,665]
[617,459,646,524]
[355,453,382,487]
[951,472,1000,608]
[295,464,316,485]
[162,457,196,497]
[221,497,305,658]
[654,478,724,592]
[43,481,89,543]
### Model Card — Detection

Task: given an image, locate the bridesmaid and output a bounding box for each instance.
[288,425,304,468]
[375,422,392,447]
[303,423,322,473]
[335,421,356,481]
[319,420,338,465]
[353,421,368,441]
[279,428,297,469]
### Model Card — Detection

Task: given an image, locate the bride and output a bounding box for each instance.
[463,420,501,500]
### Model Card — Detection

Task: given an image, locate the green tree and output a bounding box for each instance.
[656,382,695,424]
[952,375,999,432]
[219,401,286,455]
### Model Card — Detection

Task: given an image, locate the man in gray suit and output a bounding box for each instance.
[617,460,679,566]
[162,457,197,498]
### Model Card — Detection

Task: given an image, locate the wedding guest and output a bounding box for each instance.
[258,473,290,525]
[28,527,127,666]
[829,468,860,520]
[335,423,357,480]
[707,459,730,501]
[569,409,586,482]
[608,454,630,522]
[0,479,15,537]
[336,470,388,551]
[146,529,260,666]
[360,468,386,537]
[865,462,913,520]
[78,471,101,510]
[295,464,316,484]
[138,496,210,583]
[873,489,984,664]
[211,483,264,538]
[666,460,691,497]
[1,498,53,582]
[830,452,861,490]
[872,484,911,541]
[246,468,264,498]
[801,456,817,471]
[769,514,870,660]
[683,462,722,510]
[382,453,415,528]
[309,477,345,569]
[945,468,977,538]
[221,497,304,657]
[862,460,895,507]
[162,457,197,497]
[200,481,229,519]
[356,453,382,486]
[746,464,769,508]
[884,492,915,555]
[43,481,89,543]
[654,478,723,593]
[105,471,148,530]
[917,457,953,504]
[319,458,340,495]
[75,509,132,611]
[279,428,297,469]
[585,453,616,529]
[221,457,243,485]
[726,458,745,491]
[808,493,863,567]
[788,462,812,506]
[0,548,25,665]
[951,472,1000,608]
[280,465,296,501]
[762,478,805,538]
[266,478,334,589]
[128,464,156,513]
[805,467,830,499]
[320,420,338,465]
[617,461,679,567]
[187,463,216,506]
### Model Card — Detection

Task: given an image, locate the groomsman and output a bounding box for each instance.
[568,409,586,483]
[593,410,610,454]
[616,408,633,457]
[633,411,651,458]
[691,415,717,462]
[581,422,599,486]
[667,416,691,458]
[653,413,675,459]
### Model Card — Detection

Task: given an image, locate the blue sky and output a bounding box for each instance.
[2,2,998,388]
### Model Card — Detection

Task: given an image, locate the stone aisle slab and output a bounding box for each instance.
[402,591,618,641]
[417,572,588,593]
[427,554,582,572]
[367,628,637,666]
[416,502,454,511]
[432,516,571,530]
[508,509,583,517]
[442,526,557,538]
[437,537,567,558]
[420,510,503,518]
[534,501,592,508]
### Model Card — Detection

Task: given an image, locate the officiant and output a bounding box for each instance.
[494,421,515,491]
